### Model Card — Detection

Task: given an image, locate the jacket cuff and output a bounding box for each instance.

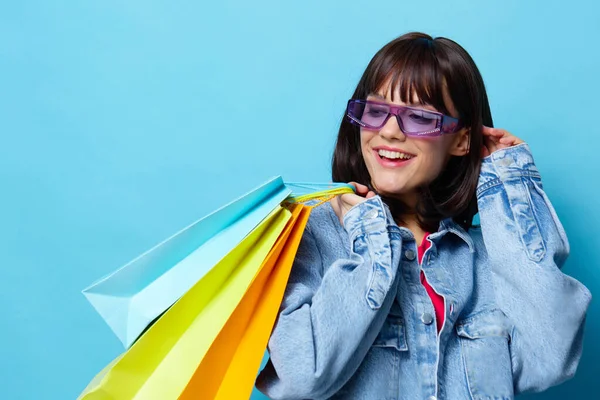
[478,143,541,191]
[343,196,393,240]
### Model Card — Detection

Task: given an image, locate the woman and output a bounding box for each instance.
[255,32,591,400]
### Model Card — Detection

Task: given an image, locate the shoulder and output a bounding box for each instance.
[301,201,350,260]
[305,201,341,236]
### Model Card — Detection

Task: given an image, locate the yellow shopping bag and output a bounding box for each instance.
[179,203,309,399]
[78,206,291,400]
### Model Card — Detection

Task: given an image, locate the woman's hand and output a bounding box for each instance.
[330,182,377,226]
[481,126,525,158]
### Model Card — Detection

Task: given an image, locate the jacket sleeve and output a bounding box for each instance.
[476,143,592,394]
[255,196,402,399]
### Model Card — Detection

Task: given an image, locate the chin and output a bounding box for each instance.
[372,181,411,198]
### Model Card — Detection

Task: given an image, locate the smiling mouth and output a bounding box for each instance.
[373,149,416,168]
[377,149,415,160]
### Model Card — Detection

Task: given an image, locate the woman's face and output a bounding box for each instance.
[360,85,469,206]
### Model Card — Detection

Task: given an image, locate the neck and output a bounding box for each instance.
[381,189,433,244]
[397,213,427,245]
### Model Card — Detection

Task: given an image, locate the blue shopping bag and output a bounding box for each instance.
[82,177,353,348]
[83,176,291,348]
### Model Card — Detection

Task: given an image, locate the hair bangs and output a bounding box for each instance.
[367,38,451,116]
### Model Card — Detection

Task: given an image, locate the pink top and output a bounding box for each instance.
[418,234,445,333]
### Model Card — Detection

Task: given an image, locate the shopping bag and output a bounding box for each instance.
[83,176,291,348]
[78,205,291,399]
[179,203,311,399]
[79,180,353,399]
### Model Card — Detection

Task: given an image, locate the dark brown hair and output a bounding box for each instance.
[331,32,493,231]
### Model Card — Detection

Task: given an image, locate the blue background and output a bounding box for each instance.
[1,0,599,399]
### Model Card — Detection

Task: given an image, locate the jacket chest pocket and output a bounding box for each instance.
[456,309,514,400]
[373,311,408,352]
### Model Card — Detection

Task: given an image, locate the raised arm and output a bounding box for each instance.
[477,142,591,394]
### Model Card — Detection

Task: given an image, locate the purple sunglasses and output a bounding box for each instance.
[346,99,464,137]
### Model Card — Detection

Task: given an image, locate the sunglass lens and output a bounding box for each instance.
[348,101,390,129]
[399,109,441,134]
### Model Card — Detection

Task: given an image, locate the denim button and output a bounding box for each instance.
[365,209,378,219]
[405,249,416,261]
[427,396,437,400]
[421,312,433,325]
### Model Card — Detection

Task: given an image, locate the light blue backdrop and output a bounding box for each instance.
[1,0,598,399]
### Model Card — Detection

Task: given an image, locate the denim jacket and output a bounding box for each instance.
[255,144,591,400]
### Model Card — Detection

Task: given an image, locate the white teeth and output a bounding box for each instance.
[378,149,413,160]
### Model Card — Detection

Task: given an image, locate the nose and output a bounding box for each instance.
[378,115,406,142]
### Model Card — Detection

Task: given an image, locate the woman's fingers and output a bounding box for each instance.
[340,193,367,207]
[481,126,525,158]
[483,126,524,145]
[330,184,377,225]
[499,136,523,145]
[482,126,503,137]
[348,181,370,196]
[348,181,377,198]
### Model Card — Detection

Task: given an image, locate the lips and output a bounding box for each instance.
[372,146,416,168]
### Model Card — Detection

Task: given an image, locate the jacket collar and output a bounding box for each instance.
[432,218,475,252]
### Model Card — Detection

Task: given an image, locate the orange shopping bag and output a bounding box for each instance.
[180,203,310,399]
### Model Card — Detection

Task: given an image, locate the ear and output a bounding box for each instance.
[448,128,470,156]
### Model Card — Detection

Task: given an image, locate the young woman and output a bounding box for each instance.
[255,32,591,400]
